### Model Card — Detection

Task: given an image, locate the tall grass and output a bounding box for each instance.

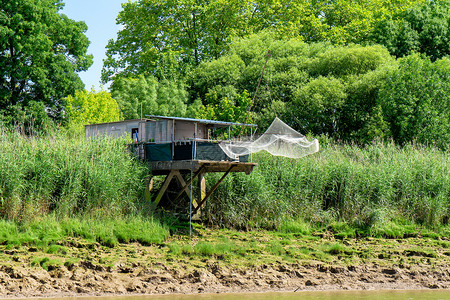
[0,127,149,221]
[206,140,450,230]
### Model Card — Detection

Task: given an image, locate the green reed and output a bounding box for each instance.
[0,127,149,221]
[206,140,450,231]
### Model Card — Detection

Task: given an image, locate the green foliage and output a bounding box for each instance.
[167,238,240,258]
[369,220,418,239]
[378,53,450,150]
[0,215,169,248]
[111,75,188,119]
[372,0,450,60]
[64,89,122,131]
[328,222,357,239]
[326,243,344,255]
[292,76,347,136]
[193,90,252,125]
[302,0,422,44]
[0,101,54,135]
[102,0,259,83]
[206,141,450,230]
[278,218,311,236]
[190,33,395,140]
[102,0,423,85]
[31,257,62,271]
[168,242,182,255]
[190,32,328,130]
[0,128,149,221]
[307,44,393,77]
[0,0,93,119]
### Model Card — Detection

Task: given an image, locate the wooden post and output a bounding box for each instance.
[153,171,176,206]
[173,170,197,207]
[196,171,206,215]
[144,176,154,201]
[172,166,206,204]
[193,166,235,214]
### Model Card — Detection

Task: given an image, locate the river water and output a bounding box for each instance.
[31,290,449,300]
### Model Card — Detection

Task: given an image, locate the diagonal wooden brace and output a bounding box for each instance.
[153,171,176,206]
[172,170,198,207]
[172,165,206,205]
[193,165,235,215]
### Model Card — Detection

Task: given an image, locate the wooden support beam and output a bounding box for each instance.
[144,176,154,202]
[172,165,206,204]
[191,171,206,218]
[172,170,197,207]
[153,171,176,206]
[193,165,235,215]
[197,171,206,210]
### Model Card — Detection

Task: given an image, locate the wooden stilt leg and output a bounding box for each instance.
[196,171,206,214]
[154,171,176,206]
[144,176,154,201]
[172,166,206,205]
[173,170,197,207]
[193,166,235,214]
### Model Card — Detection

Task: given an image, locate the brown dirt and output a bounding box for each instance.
[0,258,449,298]
[1,231,449,298]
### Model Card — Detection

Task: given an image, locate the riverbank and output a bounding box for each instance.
[1,225,449,298]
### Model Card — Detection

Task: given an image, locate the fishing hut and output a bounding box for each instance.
[85,115,258,216]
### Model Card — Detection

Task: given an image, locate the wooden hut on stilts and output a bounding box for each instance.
[85,115,258,218]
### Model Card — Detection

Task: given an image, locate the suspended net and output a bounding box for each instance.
[219,117,319,160]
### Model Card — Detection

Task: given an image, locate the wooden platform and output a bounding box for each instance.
[150,160,257,175]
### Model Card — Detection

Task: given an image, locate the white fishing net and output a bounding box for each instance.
[219,117,319,160]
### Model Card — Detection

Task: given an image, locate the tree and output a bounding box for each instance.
[189,32,323,113]
[102,0,424,86]
[378,53,450,150]
[193,90,252,123]
[371,0,450,60]
[110,75,188,120]
[0,0,92,120]
[0,100,53,134]
[305,44,395,140]
[189,32,395,139]
[101,0,258,84]
[64,89,122,130]
[292,76,347,136]
[302,0,423,44]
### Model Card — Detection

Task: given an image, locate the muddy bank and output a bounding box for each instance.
[1,227,449,298]
[1,254,449,298]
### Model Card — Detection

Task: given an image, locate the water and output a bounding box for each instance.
[33,290,449,300]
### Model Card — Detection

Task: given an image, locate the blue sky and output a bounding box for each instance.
[61,0,127,91]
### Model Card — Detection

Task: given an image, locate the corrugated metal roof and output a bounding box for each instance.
[145,115,258,128]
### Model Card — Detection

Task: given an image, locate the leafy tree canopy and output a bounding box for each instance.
[0,101,53,134]
[64,89,122,131]
[102,0,423,85]
[378,53,450,150]
[0,0,93,120]
[190,32,394,139]
[110,75,188,120]
[371,0,450,60]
